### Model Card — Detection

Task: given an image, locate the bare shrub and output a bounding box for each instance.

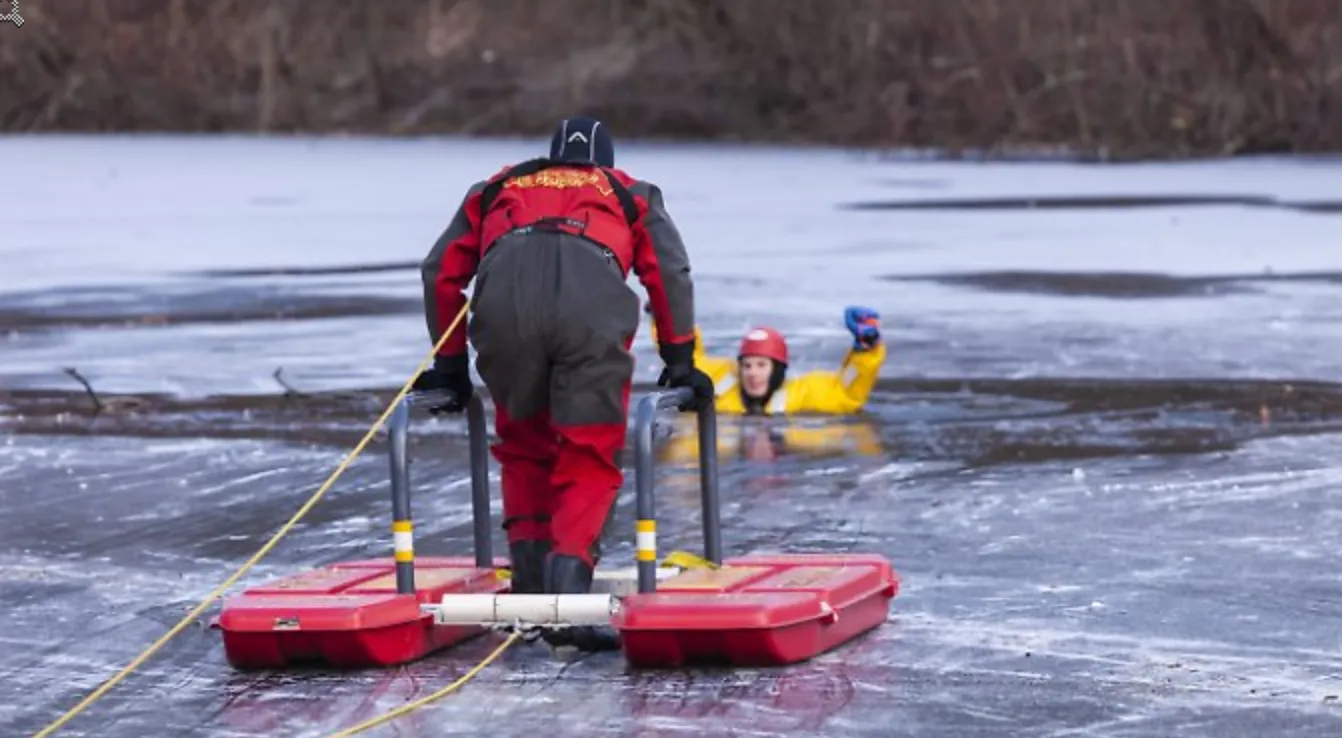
[2,0,1339,158]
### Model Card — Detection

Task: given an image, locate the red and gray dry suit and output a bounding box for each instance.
[421,158,697,575]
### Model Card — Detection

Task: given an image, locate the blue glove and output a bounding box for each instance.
[844,306,881,350]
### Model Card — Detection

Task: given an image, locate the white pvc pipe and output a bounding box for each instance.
[592,566,679,582]
[590,566,680,596]
[428,594,617,626]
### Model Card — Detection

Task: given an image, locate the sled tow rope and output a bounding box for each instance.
[32,305,512,738]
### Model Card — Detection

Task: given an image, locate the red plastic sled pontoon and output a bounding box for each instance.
[604,390,899,667]
[616,553,897,668]
[218,556,507,669]
[216,387,900,670]
[218,394,509,669]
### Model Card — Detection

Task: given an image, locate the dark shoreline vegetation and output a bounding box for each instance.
[3,0,1340,159]
[5,377,1341,467]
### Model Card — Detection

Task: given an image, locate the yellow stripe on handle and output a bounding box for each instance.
[635,519,657,562]
[393,520,414,562]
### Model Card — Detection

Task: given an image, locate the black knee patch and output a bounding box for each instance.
[501,514,552,531]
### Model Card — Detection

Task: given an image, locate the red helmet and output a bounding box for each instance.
[737,327,788,366]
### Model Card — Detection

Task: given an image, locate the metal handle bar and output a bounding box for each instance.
[633,387,722,594]
[387,386,721,598]
[388,390,492,594]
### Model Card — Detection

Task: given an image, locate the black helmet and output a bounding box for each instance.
[549,116,615,168]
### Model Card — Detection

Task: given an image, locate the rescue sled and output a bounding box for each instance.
[217,387,900,669]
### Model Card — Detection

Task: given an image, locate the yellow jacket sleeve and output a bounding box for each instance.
[651,321,736,384]
[649,319,748,414]
[692,329,736,386]
[779,342,886,415]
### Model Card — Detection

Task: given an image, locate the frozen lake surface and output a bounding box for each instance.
[1,136,1340,737]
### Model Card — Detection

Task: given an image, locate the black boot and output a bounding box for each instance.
[541,554,622,652]
[507,540,551,594]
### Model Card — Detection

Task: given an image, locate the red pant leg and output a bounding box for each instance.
[492,404,559,545]
[549,379,632,566]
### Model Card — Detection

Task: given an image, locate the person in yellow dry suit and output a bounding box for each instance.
[651,305,887,415]
[648,305,888,468]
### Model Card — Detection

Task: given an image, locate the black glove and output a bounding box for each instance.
[411,354,473,414]
[656,340,714,412]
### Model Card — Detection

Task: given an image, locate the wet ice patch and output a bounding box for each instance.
[897,612,1342,711]
[882,269,1342,299]
[0,281,419,332]
[841,193,1342,213]
[4,138,1342,737]
[6,138,1342,394]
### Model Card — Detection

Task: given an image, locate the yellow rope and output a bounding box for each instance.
[31,304,470,738]
[324,631,523,738]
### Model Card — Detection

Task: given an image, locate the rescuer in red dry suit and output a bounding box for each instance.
[416,116,714,652]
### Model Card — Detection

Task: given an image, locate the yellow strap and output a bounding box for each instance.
[661,550,719,570]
